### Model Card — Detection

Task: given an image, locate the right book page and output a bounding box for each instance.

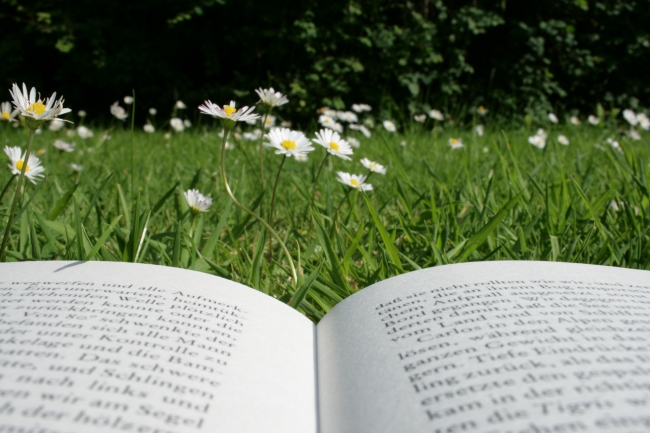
[316,261,650,433]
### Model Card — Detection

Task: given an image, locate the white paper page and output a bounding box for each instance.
[317,261,650,433]
[0,261,316,433]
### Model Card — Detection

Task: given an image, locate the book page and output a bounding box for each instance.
[0,261,316,433]
[317,261,650,433]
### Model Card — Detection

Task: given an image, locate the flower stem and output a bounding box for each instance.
[0,175,16,204]
[257,108,273,191]
[0,128,35,261]
[220,129,297,287]
[311,153,330,201]
[268,155,287,257]
[335,172,373,215]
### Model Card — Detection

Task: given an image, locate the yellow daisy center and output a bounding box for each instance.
[223,106,237,117]
[350,179,359,186]
[281,140,296,150]
[27,101,46,116]
[329,141,339,151]
[451,139,458,144]
[369,163,377,170]
[16,160,30,172]
[1,112,10,120]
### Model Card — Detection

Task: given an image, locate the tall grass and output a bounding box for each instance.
[1,122,648,321]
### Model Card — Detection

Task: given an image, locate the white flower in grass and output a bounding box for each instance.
[476,124,484,136]
[4,146,44,183]
[243,132,257,141]
[77,126,93,139]
[10,83,71,125]
[70,163,83,172]
[528,135,546,149]
[483,146,489,153]
[1,101,18,123]
[66,129,76,138]
[35,128,42,135]
[294,154,308,162]
[280,120,292,128]
[255,87,289,107]
[477,106,488,116]
[313,129,353,160]
[363,118,375,128]
[53,140,74,152]
[383,120,396,132]
[337,172,372,191]
[570,116,581,125]
[77,110,86,118]
[199,100,260,127]
[400,140,407,147]
[428,109,444,121]
[338,111,358,123]
[49,119,65,132]
[360,158,386,175]
[110,102,128,121]
[449,138,464,149]
[359,125,371,138]
[264,127,314,158]
[588,115,599,125]
[630,129,641,141]
[414,114,426,123]
[329,122,344,133]
[548,112,559,124]
[623,109,638,126]
[176,100,186,109]
[609,200,619,212]
[263,115,276,129]
[123,96,134,105]
[170,118,184,132]
[347,136,360,148]
[606,137,622,152]
[558,135,570,145]
[143,124,155,133]
[149,108,157,116]
[184,189,212,215]
[637,113,650,131]
[536,128,547,139]
[351,104,372,113]
[184,119,192,128]
[319,115,335,127]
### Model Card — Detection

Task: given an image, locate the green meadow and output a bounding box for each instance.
[1,120,648,321]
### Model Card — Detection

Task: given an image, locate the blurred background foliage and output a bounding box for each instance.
[0,0,648,123]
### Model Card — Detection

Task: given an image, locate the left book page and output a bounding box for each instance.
[0,261,317,433]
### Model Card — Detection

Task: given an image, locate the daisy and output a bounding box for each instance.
[588,115,600,125]
[53,140,74,152]
[558,135,570,145]
[570,116,580,125]
[263,115,276,129]
[477,106,488,116]
[449,138,464,149]
[1,102,18,123]
[49,119,65,132]
[184,189,213,215]
[548,112,559,124]
[294,154,308,162]
[319,115,336,127]
[264,127,314,158]
[184,119,192,128]
[630,129,641,140]
[383,120,396,132]
[255,87,289,107]
[414,114,426,123]
[347,137,360,148]
[336,172,372,191]
[9,83,71,125]
[4,146,45,183]
[149,108,157,116]
[77,126,93,139]
[607,138,622,152]
[338,111,358,123]
[70,163,83,171]
[77,110,87,118]
[280,121,292,128]
[110,102,128,121]
[623,109,638,126]
[198,100,260,127]
[351,104,372,113]
[476,124,484,136]
[170,118,184,132]
[428,109,444,121]
[536,128,547,139]
[313,129,353,160]
[637,113,650,131]
[528,135,546,149]
[363,118,375,128]
[143,124,155,133]
[360,158,387,175]
[66,130,76,138]
[123,96,134,105]
[176,100,186,109]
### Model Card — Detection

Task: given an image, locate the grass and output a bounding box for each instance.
[1,119,649,322]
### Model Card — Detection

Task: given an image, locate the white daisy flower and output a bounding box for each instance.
[243,132,258,141]
[570,116,581,125]
[347,136,360,148]
[428,109,444,121]
[263,115,276,129]
[360,158,386,175]
[164,132,171,140]
[607,137,622,152]
[184,119,192,128]
[49,119,65,132]
[110,102,128,121]
[588,115,600,125]
[623,109,638,126]
[338,111,358,123]
[383,120,396,132]
[330,122,344,133]
[351,104,372,113]
[53,140,74,152]
[70,163,83,171]
[630,129,641,140]
[610,200,619,212]
[198,100,260,125]
[536,128,548,139]
[548,112,559,124]
[476,124,484,136]
[184,189,212,215]
[319,115,335,127]
[477,106,488,116]
[176,100,186,109]
[66,129,75,138]
[637,113,650,131]
[483,146,489,153]
[400,140,407,147]
[363,118,375,127]
[558,135,570,145]
[414,114,426,123]
[170,118,184,132]
[313,129,353,160]
[1,102,19,123]
[280,121,292,128]
[336,172,372,191]
[9,83,71,124]
[264,127,314,158]
[77,126,93,139]
[123,96,134,105]
[77,110,87,118]
[294,154,308,162]
[255,87,289,107]
[528,135,546,149]
[149,108,157,116]
[4,146,45,183]
[449,138,464,149]
[143,124,155,133]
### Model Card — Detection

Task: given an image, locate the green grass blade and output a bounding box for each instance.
[48,182,77,221]
[85,215,123,261]
[362,193,403,271]
[289,262,323,309]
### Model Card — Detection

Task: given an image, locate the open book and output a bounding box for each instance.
[1,261,650,433]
